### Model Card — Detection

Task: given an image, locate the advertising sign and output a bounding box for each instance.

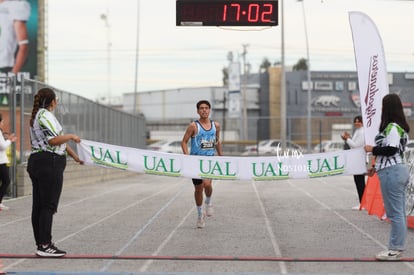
[0,0,38,93]
[349,12,389,146]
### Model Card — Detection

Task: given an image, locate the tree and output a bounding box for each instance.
[292,58,308,71]
[259,58,272,73]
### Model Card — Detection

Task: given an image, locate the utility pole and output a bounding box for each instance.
[241,44,249,141]
[280,0,286,148]
[100,7,111,105]
[299,0,312,153]
[133,0,140,114]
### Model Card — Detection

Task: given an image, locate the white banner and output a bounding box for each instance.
[349,11,389,146]
[77,140,367,181]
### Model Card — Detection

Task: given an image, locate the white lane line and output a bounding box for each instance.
[2,258,25,271]
[139,207,194,272]
[289,180,414,271]
[315,176,358,196]
[100,185,187,272]
[0,183,142,228]
[3,181,183,272]
[57,183,182,244]
[251,181,288,274]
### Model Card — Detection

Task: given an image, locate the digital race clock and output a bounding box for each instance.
[176,0,278,27]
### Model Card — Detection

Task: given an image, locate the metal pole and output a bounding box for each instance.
[133,0,140,114]
[319,120,322,152]
[222,93,226,142]
[299,0,312,153]
[100,4,111,104]
[280,0,286,148]
[241,44,249,141]
[10,76,17,197]
[19,78,25,163]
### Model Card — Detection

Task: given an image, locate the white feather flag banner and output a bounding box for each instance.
[349,11,389,146]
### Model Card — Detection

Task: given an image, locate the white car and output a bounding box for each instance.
[243,139,303,156]
[406,140,414,151]
[313,140,345,153]
[147,140,188,154]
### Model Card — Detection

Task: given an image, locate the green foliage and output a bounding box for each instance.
[292,58,308,71]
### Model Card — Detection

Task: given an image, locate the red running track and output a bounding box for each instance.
[1,254,414,262]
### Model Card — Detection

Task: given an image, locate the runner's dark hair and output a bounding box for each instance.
[196,100,211,109]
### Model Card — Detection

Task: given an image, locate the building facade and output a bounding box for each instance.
[124,68,414,147]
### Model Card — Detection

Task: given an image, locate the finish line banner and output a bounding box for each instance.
[77,140,367,181]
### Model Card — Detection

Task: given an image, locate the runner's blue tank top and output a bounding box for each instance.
[190,120,216,156]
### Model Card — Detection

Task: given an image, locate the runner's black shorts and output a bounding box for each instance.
[192,178,203,185]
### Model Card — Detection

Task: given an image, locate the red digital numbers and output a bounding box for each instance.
[176,0,278,27]
[223,3,274,23]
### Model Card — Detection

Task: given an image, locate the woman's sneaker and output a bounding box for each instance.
[0,203,9,210]
[376,250,402,261]
[36,243,66,257]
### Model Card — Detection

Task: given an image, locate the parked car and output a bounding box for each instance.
[313,140,345,153]
[147,140,188,154]
[406,140,414,151]
[243,139,303,156]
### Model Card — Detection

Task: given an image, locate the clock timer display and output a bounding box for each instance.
[176,0,278,26]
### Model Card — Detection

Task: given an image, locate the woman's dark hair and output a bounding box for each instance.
[30,88,56,127]
[379,94,410,133]
[196,100,211,110]
[354,115,362,123]
[0,113,3,122]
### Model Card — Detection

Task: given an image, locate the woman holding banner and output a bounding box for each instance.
[27,88,83,257]
[365,94,410,261]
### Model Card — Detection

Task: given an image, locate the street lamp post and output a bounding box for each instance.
[298,0,312,153]
[133,0,141,114]
[241,44,249,141]
[100,12,111,104]
[280,0,286,148]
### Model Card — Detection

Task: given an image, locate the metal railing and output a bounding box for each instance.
[1,76,147,197]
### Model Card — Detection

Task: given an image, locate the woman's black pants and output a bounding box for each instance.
[27,152,66,246]
[354,174,366,203]
[0,164,10,203]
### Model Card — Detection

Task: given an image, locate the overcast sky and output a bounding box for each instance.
[46,0,413,101]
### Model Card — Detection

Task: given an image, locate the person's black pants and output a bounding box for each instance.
[0,164,10,203]
[0,67,12,74]
[354,174,366,203]
[27,152,66,246]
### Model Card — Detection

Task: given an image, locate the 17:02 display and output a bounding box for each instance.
[176,0,278,27]
[223,3,274,23]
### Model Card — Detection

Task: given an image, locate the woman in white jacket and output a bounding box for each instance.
[0,113,16,210]
[341,115,365,210]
